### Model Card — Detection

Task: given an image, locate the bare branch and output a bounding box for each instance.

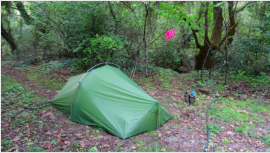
[218,22,238,47]
[192,30,202,49]
[235,2,252,13]
[121,2,144,35]
[204,2,210,46]
[147,12,158,43]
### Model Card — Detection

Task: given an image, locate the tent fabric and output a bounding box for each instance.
[50,65,172,139]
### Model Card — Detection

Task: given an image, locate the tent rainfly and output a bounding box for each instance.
[50,64,172,139]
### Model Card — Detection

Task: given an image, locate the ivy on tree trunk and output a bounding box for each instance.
[1,23,17,53]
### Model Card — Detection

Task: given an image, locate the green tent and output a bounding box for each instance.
[50,64,172,139]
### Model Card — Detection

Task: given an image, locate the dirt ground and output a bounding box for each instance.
[1,66,270,152]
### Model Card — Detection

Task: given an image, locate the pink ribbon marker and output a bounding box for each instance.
[165,29,175,40]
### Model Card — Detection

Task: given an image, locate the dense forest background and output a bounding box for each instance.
[1,1,270,78]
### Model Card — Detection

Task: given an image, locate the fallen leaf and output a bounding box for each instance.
[205,96,211,100]
[101,144,110,148]
[46,90,51,93]
[215,93,220,97]
[12,136,20,142]
[6,147,18,152]
[49,115,56,120]
[98,136,103,139]
[45,131,52,135]
[75,134,82,137]
[23,112,29,117]
[64,141,70,145]
[227,131,234,135]
[49,144,52,149]
[79,141,85,148]
[130,146,136,149]
[166,131,171,135]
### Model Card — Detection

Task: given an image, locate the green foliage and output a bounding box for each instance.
[222,138,229,144]
[206,124,222,133]
[48,59,73,70]
[235,122,248,134]
[262,135,270,146]
[51,140,56,145]
[13,61,29,67]
[1,140,12,151]
[2,1,269,77]
[192,79,216,87]
[73,34,127,67]
[247,130,259,138]
[28,147,43,152]
[88,146,98,152]
[224,2,270,75]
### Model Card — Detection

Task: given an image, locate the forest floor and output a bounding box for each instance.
[1,61,270,152]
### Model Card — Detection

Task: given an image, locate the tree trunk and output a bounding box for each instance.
[145,41,149,77]
[14,1,32,25]
[1,24,17,53]
[192,1,252,71]
[195,45,213,70]
[211,1,223,44]
[144,4,149,77]
[108,2,119,35]
[195,2,213,70]
[225,1,236,48]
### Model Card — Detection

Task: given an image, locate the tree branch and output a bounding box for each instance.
[1,23,17,53]
[108,1,119,34]
[122,2,144,36]
[192,30,202,49]
[235,2,252,13]
[218,22,238,47]
[204,2,210,46]
[143,4,149,43]
[14,1,32,25]
[147,12,158,43]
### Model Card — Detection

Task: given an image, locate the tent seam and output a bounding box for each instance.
[126,103,158,137]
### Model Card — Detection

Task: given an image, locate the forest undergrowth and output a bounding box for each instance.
[1,60,270,152]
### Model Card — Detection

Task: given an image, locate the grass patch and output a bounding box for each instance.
[25,68,65,91]
[206,124,222,133]
[1,74,51,151]
[262,135,270,146]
